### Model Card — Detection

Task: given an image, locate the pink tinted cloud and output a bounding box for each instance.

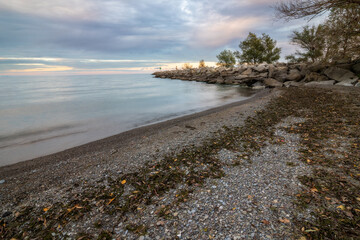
[192,17,266,48]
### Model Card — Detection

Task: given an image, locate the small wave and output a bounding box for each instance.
[0,130,86,149]
[0,124,79,145]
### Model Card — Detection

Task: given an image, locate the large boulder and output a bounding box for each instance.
[253,65,268,73]
[284,81,303,87]
[324,67,359,82]
[224,76,236,84]
[335,63,353,71]
[307,63,329,73]
[252,81,265,87]
[303,72,329,82]
[208,78,218,84]
[258,72,268,78]
[298,64,311,76]
[252,81,266,90]
[286,69,303,82]
[221,70,233,77]
[305,80,335,86]
[264,78,283,88]
[271,67,288,82]
[275,63,287,67]
[253,85,266,90]
[241,68,253,76]
[216,77,224,84]
[335,79,357,86]
[234,74,249,80]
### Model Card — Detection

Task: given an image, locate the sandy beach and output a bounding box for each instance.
[1,86,359,239]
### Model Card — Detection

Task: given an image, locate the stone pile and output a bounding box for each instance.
[153,62,360,88]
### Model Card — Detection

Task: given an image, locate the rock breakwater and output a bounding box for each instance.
[153,62,360,88]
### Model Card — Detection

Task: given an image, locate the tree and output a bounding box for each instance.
[275,0,360,20]
[322,6,360,61]
[276,1,360,63]
[199,59,206,68]
[182,63,193,69]
[235,32,281,64]
[286,7,360,63]
[286,25,325,63]
[216,50,236,68]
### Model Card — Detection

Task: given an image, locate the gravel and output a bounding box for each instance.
[0,88,315,239]
[110,117,311,240]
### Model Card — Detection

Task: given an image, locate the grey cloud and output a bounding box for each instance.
[0,0,304,65]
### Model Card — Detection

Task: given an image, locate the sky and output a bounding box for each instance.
[0,0,311,75]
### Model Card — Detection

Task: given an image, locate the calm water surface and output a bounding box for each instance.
[0,74,257,166]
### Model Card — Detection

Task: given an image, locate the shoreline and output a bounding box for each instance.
[1,85,359,239]
[0,88,271,178]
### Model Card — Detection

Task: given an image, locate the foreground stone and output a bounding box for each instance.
[305,80,335,86]
[324,67,359,82]
[264,78,283,88]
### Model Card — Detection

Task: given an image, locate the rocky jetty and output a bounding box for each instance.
[153,62,360,88]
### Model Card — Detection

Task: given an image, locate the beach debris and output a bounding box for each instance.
[279,218,290,224]
[110,149,118,155]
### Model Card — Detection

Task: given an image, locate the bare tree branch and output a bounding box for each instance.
[275,0,360,20]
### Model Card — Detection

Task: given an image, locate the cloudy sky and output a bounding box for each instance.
[0,0,309,75]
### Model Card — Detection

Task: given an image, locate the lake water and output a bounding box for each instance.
[0,74,256,166]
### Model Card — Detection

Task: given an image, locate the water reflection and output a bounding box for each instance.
[0,74,258,166]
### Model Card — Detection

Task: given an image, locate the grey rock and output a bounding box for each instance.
[216,77,225,84]
[336,63,354,71]
[284,81,303,87]
[234,75,249,80]
[224,76,236,84]
[0,180,5,184]
[352,63,360,74]
[235,66,248,74]
[252,81,265,87]
[305,80,335,86]
[252,86,266,90]
[253,65,267,73]
[299,64,311,76]
[335,79,358,86]
[355,82,360,87]
[304,72,328,82]
[221,71,232,77]
[272,67,288,82]
[268,64,275,78]
[241,68,253,76]
[275,62,287,67]
[264,78,283,88]
[307,63,328,73]
[286,69,303,82]
[258,72,268,78]
[335,80,355,86]
[324,67,358,82]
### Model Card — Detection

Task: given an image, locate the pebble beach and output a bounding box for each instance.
[1,85,359,239]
